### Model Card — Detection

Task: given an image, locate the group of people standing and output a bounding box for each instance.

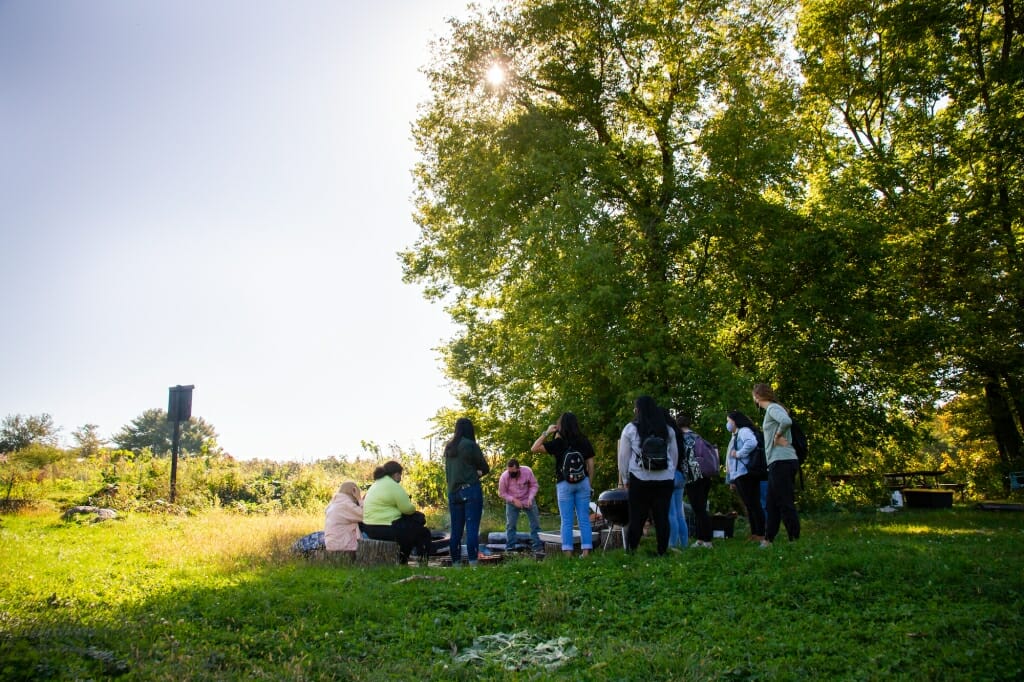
[616,386,801,555]
[322,382,801,564]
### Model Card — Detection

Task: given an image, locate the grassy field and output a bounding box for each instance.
[1,507,1021,681]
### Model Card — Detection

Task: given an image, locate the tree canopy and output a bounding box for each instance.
[404,0,1021,481]
[112,409,221,458]
[0,413,60,454]
[403,0,1019,477]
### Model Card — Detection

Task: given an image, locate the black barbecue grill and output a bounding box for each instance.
[596,488,629,549]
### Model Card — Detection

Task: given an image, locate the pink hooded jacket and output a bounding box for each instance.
[324,482,363,551]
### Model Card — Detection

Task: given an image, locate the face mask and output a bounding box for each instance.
[510,470,520,479]
[726,421,736,433]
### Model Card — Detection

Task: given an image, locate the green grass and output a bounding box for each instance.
[1,508,1022,681]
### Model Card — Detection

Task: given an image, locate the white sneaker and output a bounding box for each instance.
[758,540,772,549]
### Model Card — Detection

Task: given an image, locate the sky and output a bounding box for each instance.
[0,1,484,461]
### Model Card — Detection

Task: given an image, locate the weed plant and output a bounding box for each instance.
[1,507,1021,681]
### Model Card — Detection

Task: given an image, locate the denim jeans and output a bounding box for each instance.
[505,500,543,551]
[448,483,483,563]
[556,478,593,550]
[668,470,689,548]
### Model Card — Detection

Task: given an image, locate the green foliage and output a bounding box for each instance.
[403,0,1013,483]
[112,408,222,458]
[0,413,59,453]
[1,443,70,505]
[70,423,106,458]
[1,509,1021,680]
[797,0,1024,474]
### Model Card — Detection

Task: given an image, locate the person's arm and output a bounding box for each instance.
[391,482,417,515]
[474,442,490,477]
[735,428,757,459]
[524,469,539,505]
[531,425,557,453]
[766,404,792,447]
[667,430,679,473]
[617,425,633,486]
[335,497,363,523]
[498,472,513,503]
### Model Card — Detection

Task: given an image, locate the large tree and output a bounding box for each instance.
[112,409,221,458]
[404,0,918,468]
[0,413,59,454]
[797,0,1024,480]
[72,423,107,459]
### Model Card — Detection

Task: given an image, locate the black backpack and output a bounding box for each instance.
[562,447,587,483]
[787,415,808,488]
[639,433,669,471]
[789,419,808,465]
[745,429,768,481]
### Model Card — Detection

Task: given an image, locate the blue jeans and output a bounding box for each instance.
[505,501,543,551]
[449,483,483,563]
[760,479,769,517]
[669,470,689,548]
[556,478,593,550]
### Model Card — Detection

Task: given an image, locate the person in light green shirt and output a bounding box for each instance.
[752,383,800,548]
[361,461,432,563]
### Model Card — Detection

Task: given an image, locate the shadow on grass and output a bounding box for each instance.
[3,509,1023,681]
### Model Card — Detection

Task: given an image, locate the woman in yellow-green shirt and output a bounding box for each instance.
[362,460,432,563]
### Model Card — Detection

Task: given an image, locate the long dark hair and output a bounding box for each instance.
[556,412,585,444]
[373,460,403,480]
[444,417,475,458]
[728,410,758,432]
[663,408,682,443]
[634,395,667,440]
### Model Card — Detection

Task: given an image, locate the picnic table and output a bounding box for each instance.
[883,470,947,490]
[885,470,964,507]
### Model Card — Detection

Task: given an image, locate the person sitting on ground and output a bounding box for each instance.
[498,459,544,553]
[324,481,363,553]
[361,461,432,564]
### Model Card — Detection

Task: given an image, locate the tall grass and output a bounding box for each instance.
[2,507,1022,680]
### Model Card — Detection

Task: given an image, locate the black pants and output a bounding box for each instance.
[766,460,800,542]
[363,513,431,562]
[734,474,766,537]
[685,477,713,542]
[626,474,674,555]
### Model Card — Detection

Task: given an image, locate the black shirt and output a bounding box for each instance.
[543,436,596,483]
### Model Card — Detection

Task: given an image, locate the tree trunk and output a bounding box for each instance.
[355,538,401,566]
[984,375,1023,491]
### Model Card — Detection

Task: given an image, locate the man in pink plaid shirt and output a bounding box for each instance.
[498,459,544,553]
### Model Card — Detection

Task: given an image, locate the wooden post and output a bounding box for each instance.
[167,384,194,504]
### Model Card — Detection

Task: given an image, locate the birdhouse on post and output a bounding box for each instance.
[167,385,194,503]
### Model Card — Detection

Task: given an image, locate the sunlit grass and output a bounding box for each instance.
[874,523,999,537]
[141,509,323,569]
[2,507,1021,680]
